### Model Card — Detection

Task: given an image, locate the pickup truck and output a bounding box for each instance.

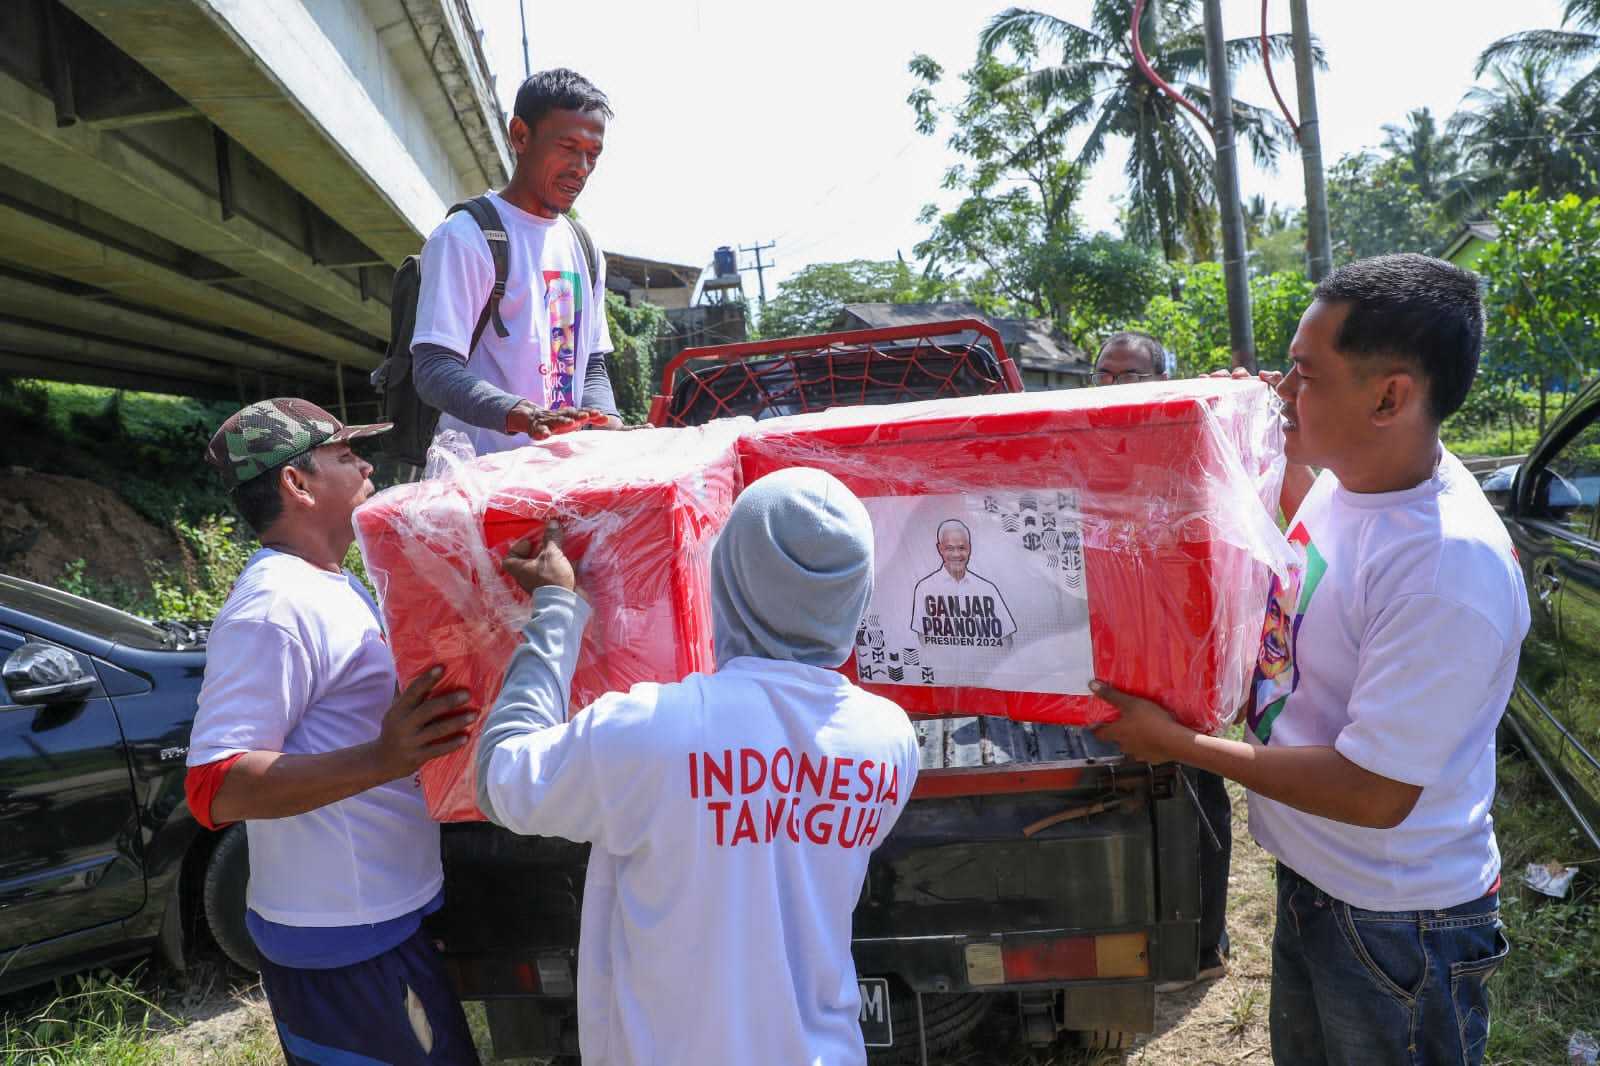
[430,321,1205,1063]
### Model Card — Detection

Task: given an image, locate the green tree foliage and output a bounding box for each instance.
[1380,107,1461,202]
[1113,262,1313,373]
[603,293,669,424]
[976,1,1305,262]
[1477,0,1600,96]
[754,259,955,340]
[1326,152,1453,264]
[1477,191,1600,431]
[908,45,1084,318]
[1447,59,1600,218]
[907,45,1169,340]
[1244,195,1306,275]
[1044,234,1172,347]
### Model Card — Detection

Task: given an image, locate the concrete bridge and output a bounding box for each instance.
[0,0,512,413]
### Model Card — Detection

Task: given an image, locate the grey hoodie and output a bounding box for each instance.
[710,467,874,669]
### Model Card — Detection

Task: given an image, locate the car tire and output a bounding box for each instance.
[202,824,258,972]
[866,988,994,1064]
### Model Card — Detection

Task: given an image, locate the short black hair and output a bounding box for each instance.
[231,452,318,536]
[1097,331,1165,372]
[1313,253,1484,421]
[513,69,612,133]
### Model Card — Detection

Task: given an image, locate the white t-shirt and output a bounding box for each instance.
[1244,450,1529,911]
[909,567,1018,645]
[483,655,920,1066]
[187,550,442,926]
[412,191,614,456]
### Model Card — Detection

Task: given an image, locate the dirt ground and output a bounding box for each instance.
[0,468,182,590]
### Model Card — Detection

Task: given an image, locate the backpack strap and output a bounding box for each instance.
[567,215,601,293]
[448,196,511,352]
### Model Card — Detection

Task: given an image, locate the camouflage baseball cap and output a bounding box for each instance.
[205,398,391,488]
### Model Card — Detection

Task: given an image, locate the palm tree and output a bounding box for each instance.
[1446,58,1600,217]
[1477,0,1600,84]
[1380,107,1460,201]
[979,1,1310,262]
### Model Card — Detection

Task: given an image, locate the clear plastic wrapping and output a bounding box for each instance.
[353,423,744,821]
[356,380,1289,823]
[733,378,1292,732]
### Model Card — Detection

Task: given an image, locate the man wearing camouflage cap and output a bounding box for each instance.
[185,398,481,1065]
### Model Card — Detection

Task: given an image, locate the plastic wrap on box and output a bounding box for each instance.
[353,423,744,821]
[734,379,1292,733]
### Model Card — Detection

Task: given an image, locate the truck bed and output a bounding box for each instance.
[915,715,1119,770]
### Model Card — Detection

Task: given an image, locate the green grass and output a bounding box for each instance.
[0,967,279,1066]
[1485,752,1600,1065]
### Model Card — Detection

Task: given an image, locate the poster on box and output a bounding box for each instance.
[853,490,1094,696]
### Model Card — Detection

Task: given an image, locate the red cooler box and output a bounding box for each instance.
[354,423,743,821]
[735,379,1290,732]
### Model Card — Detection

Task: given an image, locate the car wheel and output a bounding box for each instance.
[202,824,258,972]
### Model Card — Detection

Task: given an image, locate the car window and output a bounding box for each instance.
[0,575,171,651]
[1533,418,1600,537]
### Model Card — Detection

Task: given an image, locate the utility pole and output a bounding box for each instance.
[739,241,776,307]
[518,1,531,79]
[1290,0,1333,280]
[1202,0,1256,371]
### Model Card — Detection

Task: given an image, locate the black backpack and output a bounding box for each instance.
[372,196,600,467]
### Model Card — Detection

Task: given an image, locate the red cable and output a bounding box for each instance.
[1260,0,1301,137]
[1131,0,1214,137]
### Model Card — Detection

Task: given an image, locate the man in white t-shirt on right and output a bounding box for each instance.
[1093,254,1527,1066]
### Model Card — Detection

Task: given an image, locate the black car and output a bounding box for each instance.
[0,574,254,994]
[1484,382,1600,850]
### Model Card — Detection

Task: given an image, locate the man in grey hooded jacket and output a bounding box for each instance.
[475,467,920,1066]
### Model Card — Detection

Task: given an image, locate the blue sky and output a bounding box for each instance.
[470,0,1569,289]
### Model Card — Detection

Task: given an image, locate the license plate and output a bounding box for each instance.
[858,977,892,1047]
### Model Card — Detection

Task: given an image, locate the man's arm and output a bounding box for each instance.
[412,343,597,441]
[1090,685,1421,828]
[412,343,523,432]
[474,585,591,829]
[1092,593,1511,830]
[581,351,624,428]
[208,668,474,824]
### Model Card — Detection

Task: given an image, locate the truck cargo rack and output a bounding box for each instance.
[648,319,1024,427]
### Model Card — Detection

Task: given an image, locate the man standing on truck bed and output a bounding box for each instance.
[1093,254,1527,1066]
[411,68,624,456]
[474,469,921,1065]
[1091,330,1234,994]
[185,399,481,1065]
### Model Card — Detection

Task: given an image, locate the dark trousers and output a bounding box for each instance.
[258,925,480,1066]
[1190,766,1233,960]
[1269,862,1509,1066]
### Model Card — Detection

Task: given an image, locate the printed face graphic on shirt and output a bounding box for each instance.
[1258,585,1293,681]
[1248,522,1325,743]
[543,271,582,408]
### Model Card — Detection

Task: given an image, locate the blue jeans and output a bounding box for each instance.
[1270,862,1509,1066]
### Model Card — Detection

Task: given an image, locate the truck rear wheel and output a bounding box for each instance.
[867,987,994,1064]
